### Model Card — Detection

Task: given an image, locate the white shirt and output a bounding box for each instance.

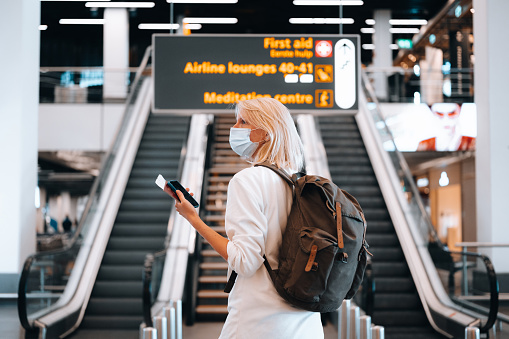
[219,166,324,339]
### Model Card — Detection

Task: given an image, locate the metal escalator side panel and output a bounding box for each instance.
[355,89,478,337]
[36,79,153,338]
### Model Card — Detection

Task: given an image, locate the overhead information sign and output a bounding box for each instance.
[152,34,359,112]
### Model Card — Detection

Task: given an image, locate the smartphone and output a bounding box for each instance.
[155,174,199,208]
[168,180,200,208]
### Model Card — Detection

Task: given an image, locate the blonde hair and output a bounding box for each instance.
[235,98,304,171]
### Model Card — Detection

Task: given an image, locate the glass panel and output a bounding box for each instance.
[360,72,494,323]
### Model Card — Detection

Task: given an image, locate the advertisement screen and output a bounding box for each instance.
[379,102,477,152]
[153,34,359,112]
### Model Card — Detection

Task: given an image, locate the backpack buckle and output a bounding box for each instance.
[337,252,348,263]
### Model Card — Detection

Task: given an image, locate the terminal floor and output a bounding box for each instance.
[3,299,509,338]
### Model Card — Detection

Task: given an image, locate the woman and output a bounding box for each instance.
[174,98,324,338]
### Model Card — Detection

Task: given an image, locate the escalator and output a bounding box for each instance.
[317,115,444,339]
[69,114,190,334]
[187,114,249,323]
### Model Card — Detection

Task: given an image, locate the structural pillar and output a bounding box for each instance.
[473,0,509,286]
[0,0,39,292]
[372,9,392,101]
[103,8,129,100]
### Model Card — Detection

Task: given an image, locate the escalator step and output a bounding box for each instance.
[86,298,143,316]
[368,247,404,261]
[115,211,169,223]
[337,186,381,196]
[371,262,410,277]
[329,165,374,174]
[131,158,176,168]
[80,315,143,329]
[363,220,394,233]
[371,310,428,327]
[106,236,165,251]
[123,188,171,199]
[375,277,416,293]
[110,224,167,237]
[366,234,400,247]
[361,208,391,220]
[92,281,143,298]
[102,250,149,265]
[374,293,421,309]
[97,265,142,281]
[118,199,171,211]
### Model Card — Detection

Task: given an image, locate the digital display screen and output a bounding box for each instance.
[378,102,477,152]
[152,34,359,112]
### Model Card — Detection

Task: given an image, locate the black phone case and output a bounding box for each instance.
[168,181,200,208]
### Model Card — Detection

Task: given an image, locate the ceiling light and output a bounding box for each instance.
[39,25,48,30]
[293,0,363,5]
[138,23,180,30]
[42,0,110,1]
[182,17,238,24]
[184,23,202,30]
[85,2,155,7]
[59,19,106,24]
[289,18,354,24]
[360,28,375,33]
[167,0,237,3]
[389,28,420,34]
[362,44,375,50]
[365,19,375,25]
[389,19,428,25]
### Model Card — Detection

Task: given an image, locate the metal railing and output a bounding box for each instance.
[363,67,474,104]
[18,46,153,337]
[360,70,499,335]
[40,66,150,103]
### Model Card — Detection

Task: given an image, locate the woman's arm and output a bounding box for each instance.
[174,190,229,260]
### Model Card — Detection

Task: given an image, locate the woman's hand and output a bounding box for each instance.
[174,189,199,222]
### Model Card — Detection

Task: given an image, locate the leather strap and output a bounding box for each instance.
[305,244,318,272]
[336,201,344,249]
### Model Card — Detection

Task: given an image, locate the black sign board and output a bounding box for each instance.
[152,34,359,112]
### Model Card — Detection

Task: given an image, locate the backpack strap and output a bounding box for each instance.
[224,256,276,294]
[254,163,294,188]
[224,271,237,293]
[336,201,344,249]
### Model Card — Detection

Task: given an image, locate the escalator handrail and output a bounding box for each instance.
[17,46,153,332]
[361,71,441,244]
[446,249,499,333]
[360,71,499,334]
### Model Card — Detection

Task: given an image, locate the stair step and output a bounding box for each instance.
[197,289,229,298]
[196,305,228,314]
[199,276,228,284]
[202,249,222,257]
[200,262,229,270]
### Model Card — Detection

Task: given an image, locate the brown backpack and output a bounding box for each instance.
[225,164,371,313]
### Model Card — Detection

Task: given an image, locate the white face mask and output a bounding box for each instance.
[229,127,260,158]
